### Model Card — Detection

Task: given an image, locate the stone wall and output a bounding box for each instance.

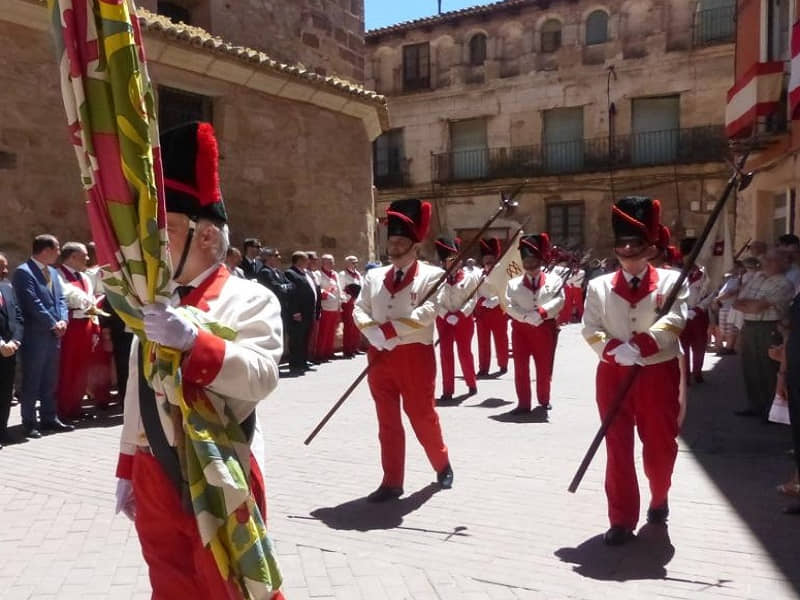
[0,20,375,268]
[200,0,365,82]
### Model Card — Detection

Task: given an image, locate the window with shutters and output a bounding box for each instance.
[469,34,488,66]
[373,129,407,188]
[450,118,488,180]
[541,19,562,53]
[767,0,790,61]
[547,203,584,248]
[158,86,213,132]
[585,10,609,45]
[631,95,679,166]
[403,43,431,92]
[543,107,584,173]
[157,1,192,24]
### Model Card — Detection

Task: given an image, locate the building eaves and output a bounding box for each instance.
[138,9,385,108]
[366,0,537,40]
[4,0,388,137]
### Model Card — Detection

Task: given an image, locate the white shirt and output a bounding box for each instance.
[505,270,565,323]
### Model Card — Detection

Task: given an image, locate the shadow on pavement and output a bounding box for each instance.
[680,352,799,594]
[309,483,442,532]
[489,405,549,424]
[554,524,674,581]
[470,397,513,409]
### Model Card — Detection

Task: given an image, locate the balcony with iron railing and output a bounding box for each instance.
[432,125,728,184]
[692,5,736,48]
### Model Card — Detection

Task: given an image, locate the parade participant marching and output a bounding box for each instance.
[505,234,565,413]
[558,252,586,325]
[679,237,712,384]
[353,198,454,502]
[339,256,363,358]
[475,238,509,378]
[114,122,284,599]
[315,254,343,362]
[582,196,687,545]
[434,237,481,403]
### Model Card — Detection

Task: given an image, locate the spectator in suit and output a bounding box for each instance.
[239,238,262,280]
[257,248,294,328]
[285,251,317,374]
[12,235,74,438]
[224,247,245,278]
[0,253,24,448]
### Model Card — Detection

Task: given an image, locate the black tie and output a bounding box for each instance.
[394,269,404,287]
[176,285,195,299]
[630,276,640,291]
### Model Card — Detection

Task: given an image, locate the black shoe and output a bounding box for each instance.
[542,403,552,410]
[509,406,531,415]
[476,370,489,379]
[40,418,75,433]
[498,367,508,375]
[694,373,705,384]
[647,503,669,525]
[467,386,477,396]
[437,394,453,405]
[734,408,759,417]
[784,502,800,515]
[603,526,634,546]
[24,426,42,439]
[437,464,454,489]
[366,485,403,503]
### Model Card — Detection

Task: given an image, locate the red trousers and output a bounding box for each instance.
[132,451,279,600]
[597,359,680,529]
[511,319,558,409]
[475,305,509,372]
[680,308,709,378]
[435,316,477,396]
[56,317,96,419]
[87,327,112,408]
[314,310,339,361]
[341,301,360,356]
[558,286,584,325]
[367,343,449,487]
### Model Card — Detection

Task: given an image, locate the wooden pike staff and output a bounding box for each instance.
[567,157,752,493]
[304,182,528,445]
[734,237,752,261]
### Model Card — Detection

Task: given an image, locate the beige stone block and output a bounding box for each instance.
[205,59,254,86]
[155,45,213,73]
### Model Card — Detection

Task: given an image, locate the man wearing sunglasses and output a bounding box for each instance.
[582,196,688,546]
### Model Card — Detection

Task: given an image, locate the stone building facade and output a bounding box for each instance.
[0,0,385,266]
[726,0,800,245]
[139,0,366,82]
[367,0,737,260]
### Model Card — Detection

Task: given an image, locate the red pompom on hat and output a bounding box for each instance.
[160,121,227,223]
[479,237,503,258]
[519,233,551,262]
[386,198,432,243]
[611,196,661,245]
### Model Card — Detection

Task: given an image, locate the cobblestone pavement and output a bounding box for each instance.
[1,325,798,599]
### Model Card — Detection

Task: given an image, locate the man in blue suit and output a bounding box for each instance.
[0,253,24,449]
[12,235,74,438]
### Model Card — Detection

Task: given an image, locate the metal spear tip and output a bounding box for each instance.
[738,172,754,191]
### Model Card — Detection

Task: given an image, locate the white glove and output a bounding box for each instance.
[609,343,641,367]
[524,312,543,327]
[142,304,198,351]
[382,337,400,352]
[483,297,500,309]
[687,309,696,319]
[362,326,386,349]
[445,314,459,326]
[115,478,136,521]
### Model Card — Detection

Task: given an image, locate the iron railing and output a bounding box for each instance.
[432,125,727,184]
[693,5,736,47]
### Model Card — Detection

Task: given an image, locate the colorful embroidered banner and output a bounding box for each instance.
[48,1,282,596]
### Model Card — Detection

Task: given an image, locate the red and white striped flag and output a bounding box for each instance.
[789,20,800,119]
